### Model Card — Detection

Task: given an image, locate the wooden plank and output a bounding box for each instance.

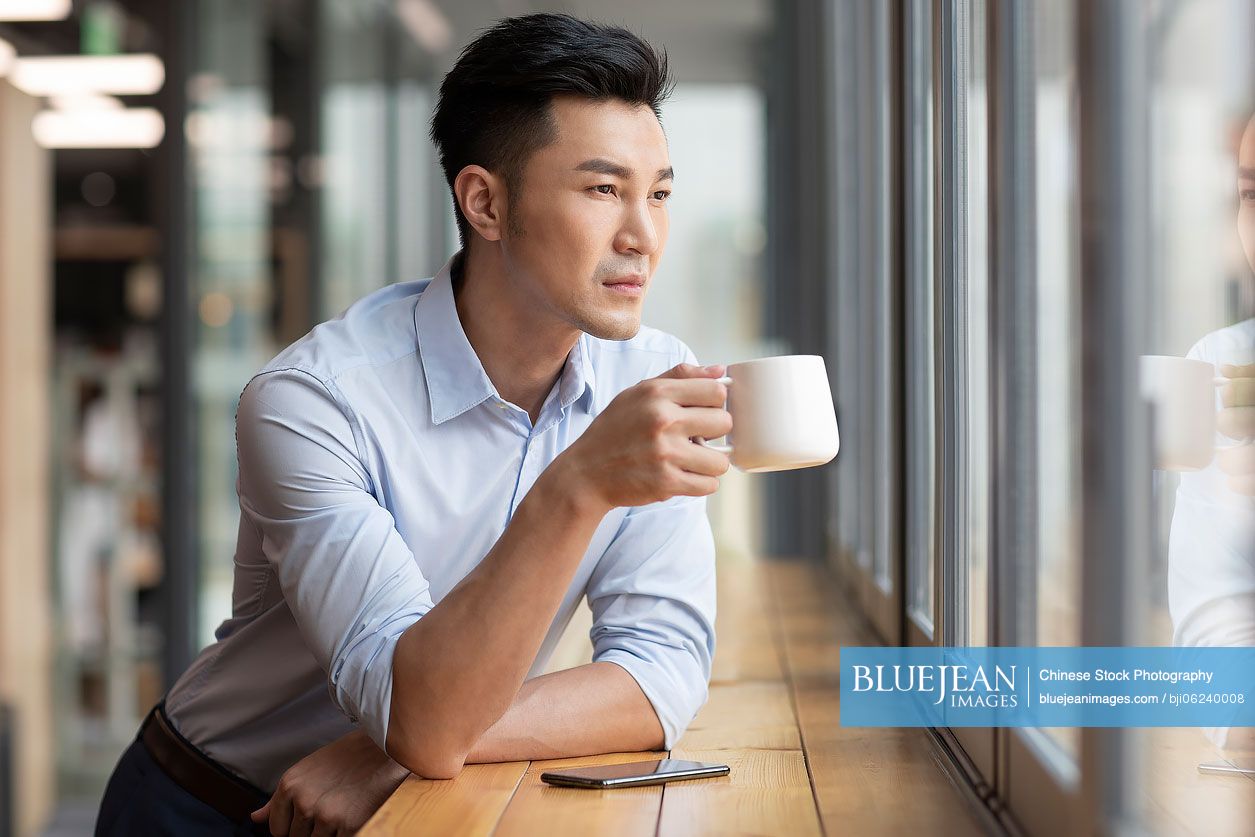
[709,632,784,684]
[709,596,784,684]
[494,751,667,837]
[762,561,980,836]
[659,748,821,836]
[359,760,527,837]
[791,683,979,836]
[676,682,800,751]
[1140,726,1255,837]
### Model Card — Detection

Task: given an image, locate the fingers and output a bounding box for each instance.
[658,378,729,408]
[656,362,726,381]
[1221,377,1255,408]
[290,812,314,837]
[1218,406,1255,441]
[1216,443,1255,477]
[1219,363,1255,379]
[675,406,734,441]
[268,794,294,836]
[668,467,723,497]
[310,821,337,837]
[1218,444,1255,495]
[251,801,271,823]
[673,440,732,478]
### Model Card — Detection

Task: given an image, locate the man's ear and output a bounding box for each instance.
[454,165,506,242]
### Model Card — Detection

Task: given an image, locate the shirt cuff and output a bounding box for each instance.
[596,647,708,751]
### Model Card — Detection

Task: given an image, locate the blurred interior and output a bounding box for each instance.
[0,1,1252,835]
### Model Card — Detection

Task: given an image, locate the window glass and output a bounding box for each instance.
[642,84,768,558]
[320,0,390,318]
[963,0,991,647]
[189,0,274,646]
[867,0,896,594]
[1138,0,1255,830]
[904,0,937,635]
[1031,0,1082,759]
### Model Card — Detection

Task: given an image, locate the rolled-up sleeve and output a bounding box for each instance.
[235,368,434,751]
[586,494,717,750]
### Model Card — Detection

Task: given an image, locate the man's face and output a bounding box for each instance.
[1239,116,1255,275]
[497,95,672,341]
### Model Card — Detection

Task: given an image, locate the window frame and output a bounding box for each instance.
[931,0,996,783]
[986,0,1084,830]
[826,0,904,646]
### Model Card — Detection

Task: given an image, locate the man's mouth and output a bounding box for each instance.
[603,275,646,297]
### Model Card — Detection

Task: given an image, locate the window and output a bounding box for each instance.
[827,0,1254,832]
[828,0,902,644]
[904,0,937,641]
[933,0,994,780]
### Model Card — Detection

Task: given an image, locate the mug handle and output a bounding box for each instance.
[695,376,734,453]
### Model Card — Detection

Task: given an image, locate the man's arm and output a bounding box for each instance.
[253,663,661,836]
[465,662,664,763]
[385,363,730,777]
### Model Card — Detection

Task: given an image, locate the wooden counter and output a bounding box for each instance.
[361,559,980,836]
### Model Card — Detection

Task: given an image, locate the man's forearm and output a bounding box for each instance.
[386,464,609,777]
[465,662,666,764]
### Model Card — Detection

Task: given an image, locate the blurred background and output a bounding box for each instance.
[0,1,1252,835]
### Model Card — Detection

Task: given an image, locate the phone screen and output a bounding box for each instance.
[540,759,730,788]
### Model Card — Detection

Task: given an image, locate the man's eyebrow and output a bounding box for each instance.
[575,158,633,179]
[1240,166,1255,179]
[574,158,675,182]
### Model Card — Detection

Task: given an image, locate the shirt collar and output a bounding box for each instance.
[415,253,597,425]
[559,331,597,413]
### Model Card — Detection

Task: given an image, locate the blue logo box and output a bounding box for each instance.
[838,647,1255,728]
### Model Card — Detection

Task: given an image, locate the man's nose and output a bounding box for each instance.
[616,201,661,256]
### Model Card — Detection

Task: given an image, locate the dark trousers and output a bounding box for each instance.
[95,737,269,836]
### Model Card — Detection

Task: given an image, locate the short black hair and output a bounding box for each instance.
[430,13,673,246]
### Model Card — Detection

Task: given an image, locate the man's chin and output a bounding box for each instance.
[581,315,642,342]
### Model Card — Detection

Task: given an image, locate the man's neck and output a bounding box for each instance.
[452,245,581,424]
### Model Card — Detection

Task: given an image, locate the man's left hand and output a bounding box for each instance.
[251,728,409,837]
[1217,363,1255,496]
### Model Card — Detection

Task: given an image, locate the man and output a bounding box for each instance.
[96,14,731,836]
[1168,110,1255,749]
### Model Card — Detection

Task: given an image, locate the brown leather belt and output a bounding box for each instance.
[140,703,270,832]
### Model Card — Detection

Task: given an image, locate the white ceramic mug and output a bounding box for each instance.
[1139,354,1225,471]
[700,354,840,473]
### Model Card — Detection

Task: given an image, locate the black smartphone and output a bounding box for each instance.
[540,759,730,789]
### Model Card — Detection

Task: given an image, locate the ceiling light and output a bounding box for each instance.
[32,107,165,149]
[0,0,70,21]
[12,54,165,97]
[49,92,124,111]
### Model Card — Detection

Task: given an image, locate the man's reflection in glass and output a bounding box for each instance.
[1167,111,1255,750]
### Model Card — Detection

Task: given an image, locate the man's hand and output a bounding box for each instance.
[1217,363,1255,496]
[250,728,408,837]
[554,363,732,512]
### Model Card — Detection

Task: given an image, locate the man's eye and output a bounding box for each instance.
[652,190,672,202]
[1241,189,1255,202]
[592,184,615,196]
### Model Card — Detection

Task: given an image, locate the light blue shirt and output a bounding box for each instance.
[165,254,717,791]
